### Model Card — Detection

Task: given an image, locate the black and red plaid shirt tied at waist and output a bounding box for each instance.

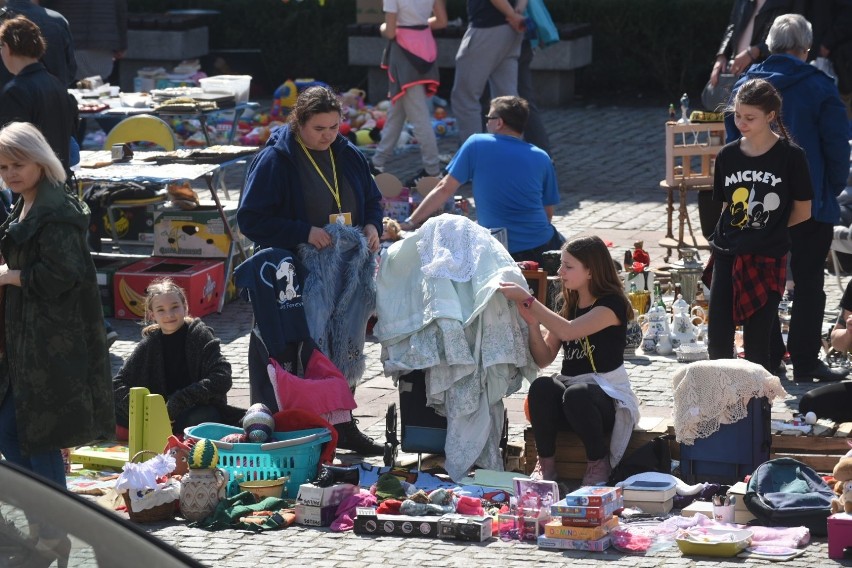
[732,254,786,324]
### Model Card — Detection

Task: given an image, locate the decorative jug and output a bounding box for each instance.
[179,467,228,521]
[670,294,699,348]
[625,317,643,354]
[655,333,674,355]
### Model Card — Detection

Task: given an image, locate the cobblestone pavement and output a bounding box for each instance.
[104,105,852,566]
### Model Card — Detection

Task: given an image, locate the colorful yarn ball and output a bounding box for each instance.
[246,403,272,415]
[243,409,274,443]
[189,438,219,469]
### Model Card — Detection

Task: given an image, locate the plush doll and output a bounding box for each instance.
[831,453,852,513]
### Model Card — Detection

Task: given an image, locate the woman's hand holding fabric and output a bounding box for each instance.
[308,226,332,249]
[363,224,380,253]
[498,281,530,302]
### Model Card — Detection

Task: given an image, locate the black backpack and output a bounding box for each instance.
[744,457,835,536]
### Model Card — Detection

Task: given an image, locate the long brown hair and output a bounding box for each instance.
[142,278,192,336]
[729,78,792,141]
[557,236,633,322]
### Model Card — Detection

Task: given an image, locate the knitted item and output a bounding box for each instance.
[672,359,788,445]
[374,473,407,502]
[455,495,484,516]
[376,499,403,515]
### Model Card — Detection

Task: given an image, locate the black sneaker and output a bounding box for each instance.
[403,169,431,189]
[334,418,384,456]
[368,158,384,176]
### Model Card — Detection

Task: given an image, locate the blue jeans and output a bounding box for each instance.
[0,390,66,539]
[0,391,66,488]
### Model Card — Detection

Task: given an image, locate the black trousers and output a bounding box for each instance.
[769,220,833,369]
[708,253,781,371]
[527,375,615,461]
[511,225,566,264]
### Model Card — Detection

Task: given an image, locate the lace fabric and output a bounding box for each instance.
[417,214,507,282]
[672,359,788,445]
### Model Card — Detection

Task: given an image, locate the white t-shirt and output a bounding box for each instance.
[383,0,434,27]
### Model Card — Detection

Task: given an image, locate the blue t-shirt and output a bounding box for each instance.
[448,133,559,253]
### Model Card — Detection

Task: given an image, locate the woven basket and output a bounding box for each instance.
[121,450,176,523]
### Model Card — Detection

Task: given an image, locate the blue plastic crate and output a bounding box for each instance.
[185,423,331,498]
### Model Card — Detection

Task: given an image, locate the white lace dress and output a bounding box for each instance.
[374,215,538,480]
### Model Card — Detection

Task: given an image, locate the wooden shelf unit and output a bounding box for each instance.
[665,121,725,187]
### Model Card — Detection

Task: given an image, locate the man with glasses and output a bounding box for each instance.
[401,95,563,263]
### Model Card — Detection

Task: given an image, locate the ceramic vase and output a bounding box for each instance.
[179,467,228,521]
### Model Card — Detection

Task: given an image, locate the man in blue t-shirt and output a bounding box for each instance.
[402,96,563,262]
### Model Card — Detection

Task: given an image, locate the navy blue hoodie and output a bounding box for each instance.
[238,124,384,250]
[726,54,850,224]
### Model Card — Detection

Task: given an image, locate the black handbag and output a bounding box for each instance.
[608,434,675,485]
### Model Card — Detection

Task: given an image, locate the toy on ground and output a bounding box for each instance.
[831,450,852,513]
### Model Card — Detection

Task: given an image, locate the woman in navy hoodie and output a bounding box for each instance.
[238,86,385,455]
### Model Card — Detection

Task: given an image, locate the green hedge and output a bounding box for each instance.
[128,0,733,101]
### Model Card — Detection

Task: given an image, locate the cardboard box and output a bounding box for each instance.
[294,503,337,527]
[437,514,492,542]
[622,497,673,515]
[537,534,612,551]
[353,508,439,538]
[563,486,622,507]
[356,0,384,23]
[113,257,225,319]
[498,512,548,541]
[621,480,676,503]
[95,204,157,246]
[680,499,714,519]
[551,497,623,522]
[545,515,618,540]
[296,482,358,508]
[153,203,247,259]
[93,254,139,317]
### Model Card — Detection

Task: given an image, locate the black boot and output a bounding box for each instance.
[315,465,361,487]
[334,418,384,456]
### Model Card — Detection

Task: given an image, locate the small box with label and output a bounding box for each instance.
[353,508,439,538]
[296,482,358,508]
[294,503,338,527]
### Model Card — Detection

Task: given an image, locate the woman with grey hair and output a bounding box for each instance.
[725,13,851,382]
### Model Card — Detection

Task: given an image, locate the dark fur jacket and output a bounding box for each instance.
[113,318,232,425]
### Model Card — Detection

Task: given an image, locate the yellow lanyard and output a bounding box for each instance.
[297,136,341,213]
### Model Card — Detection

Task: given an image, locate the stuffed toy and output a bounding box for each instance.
[831,451,852,513]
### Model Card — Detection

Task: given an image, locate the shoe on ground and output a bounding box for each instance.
[773,361,786,377]
[368,159,384,176]
[581,457,611,486]
[403,168,440,189]
[334,418,384,456]
[792,360,849,383]
[106,329,118,348]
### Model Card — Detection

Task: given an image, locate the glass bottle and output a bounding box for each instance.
[654,282,666,310]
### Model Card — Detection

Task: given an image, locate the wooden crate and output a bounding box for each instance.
[769,421,852,474]
[664,121,725,187]
[523,416,674,480]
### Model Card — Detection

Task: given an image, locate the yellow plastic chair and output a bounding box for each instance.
[100,116,175,251]
[102,115,177,151]
[69,387,172,469]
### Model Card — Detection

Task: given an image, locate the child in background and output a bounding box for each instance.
[707,78,812,371]
[113,278,243,438]
[498,236,641,486]
[369,0,447,185]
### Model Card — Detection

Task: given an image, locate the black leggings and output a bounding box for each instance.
[799,382,852,423]
[527,376,615,461]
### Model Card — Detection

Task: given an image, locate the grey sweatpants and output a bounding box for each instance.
[372,84,441,176]
[451,23,523,145]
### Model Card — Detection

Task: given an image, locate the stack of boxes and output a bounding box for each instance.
[112,203,249,319]
[538,486,624,551]
[727,481,757,524]
[621,479,676,514]
[295,482,359,527]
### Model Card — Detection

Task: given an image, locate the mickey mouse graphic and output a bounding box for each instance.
[729,184,780,230]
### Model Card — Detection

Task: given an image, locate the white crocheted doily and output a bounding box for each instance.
[672,359,787,445]
[416,215,495,282]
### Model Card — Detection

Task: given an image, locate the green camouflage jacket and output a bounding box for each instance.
[0,179,113,454]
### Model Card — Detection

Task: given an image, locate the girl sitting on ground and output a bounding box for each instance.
[498,235,641,485]
[113,278,243,438]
